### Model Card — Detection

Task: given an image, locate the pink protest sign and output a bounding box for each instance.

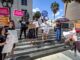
[14,10,24,16]
[0,7,9,16]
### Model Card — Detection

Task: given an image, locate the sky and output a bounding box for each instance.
[33,0,64,20]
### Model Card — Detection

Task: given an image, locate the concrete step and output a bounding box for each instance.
[30,46,70,59]
[17,39,56,46]
[15,42,56,51]
[7,43,64,58]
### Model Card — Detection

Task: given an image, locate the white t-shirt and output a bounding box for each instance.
[40,22,50,34]
[33,21,39,28]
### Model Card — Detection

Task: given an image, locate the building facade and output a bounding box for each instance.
[0,0,32,28]
[64,1,80,28]
[65,1,80,21]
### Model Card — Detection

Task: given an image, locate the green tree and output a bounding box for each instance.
[33,11,41,19]
[51,1,59,19]
[62,0,73,17]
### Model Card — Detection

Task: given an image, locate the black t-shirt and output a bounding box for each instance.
[0,35,6,53]
[20,20,29,28]
[0,35,6,43]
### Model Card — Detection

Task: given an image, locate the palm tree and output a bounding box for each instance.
[62,0,73,17]
[51,1,59,19]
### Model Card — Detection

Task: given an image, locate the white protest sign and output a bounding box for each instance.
[8,30,18,43]
[63,28,77,41]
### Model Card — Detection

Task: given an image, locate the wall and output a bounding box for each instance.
[65,1,80,20]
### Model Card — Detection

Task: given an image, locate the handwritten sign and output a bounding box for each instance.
[63,28,77,41]
[75,23,80,28]
[0,16,9,26]
[0,7,9,16]
[13,10,24,16]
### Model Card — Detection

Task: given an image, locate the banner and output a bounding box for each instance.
[13,10,24,16]
[0,7,9,16]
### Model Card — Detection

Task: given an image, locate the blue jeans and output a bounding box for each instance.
[56,29,61,41]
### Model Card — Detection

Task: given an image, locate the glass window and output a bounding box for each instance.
[62,23,69,28]
[22,9,29,19]
[21,0,27,5]
[22,10,27,16]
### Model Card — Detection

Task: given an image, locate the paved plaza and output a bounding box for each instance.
[35,50,80,60]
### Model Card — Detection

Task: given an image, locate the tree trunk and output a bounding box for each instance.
[64,3,68,17]
[54,14,55,20]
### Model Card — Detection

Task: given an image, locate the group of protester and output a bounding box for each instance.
[18,16,54,44]
[18,17,39,40]
[1,16,78,60]
[2,15,76,60]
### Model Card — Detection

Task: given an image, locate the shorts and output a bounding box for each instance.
[43,30,49,34]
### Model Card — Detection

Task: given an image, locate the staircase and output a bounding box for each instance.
[6,28,69,60]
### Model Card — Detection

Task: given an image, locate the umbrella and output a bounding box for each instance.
[56,17,70,22]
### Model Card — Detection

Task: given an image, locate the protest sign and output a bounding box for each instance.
[0,7,9,16]
[0,16,9,26]
[13,10,24,16]
[8,30,18,43]
[63,28,77,41]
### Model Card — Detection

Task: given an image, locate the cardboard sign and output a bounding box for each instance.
[14,10,24,16]
[63,28,77,41]
[0,16,9,26]
[0,7,9,16]
[75,23,80,28]
[75,23,80,33]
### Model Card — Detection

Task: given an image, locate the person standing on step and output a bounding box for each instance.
[55,21,62,42]
[19,17,29,40]
[33,18,39,38]
[8,20,17,60]
[40,20,50,41]
[27,21,36,44]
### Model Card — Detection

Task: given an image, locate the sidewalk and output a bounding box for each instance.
[35,50,80,60]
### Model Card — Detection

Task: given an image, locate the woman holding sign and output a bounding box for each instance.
[8,20,16,60]
[27,21,36,44]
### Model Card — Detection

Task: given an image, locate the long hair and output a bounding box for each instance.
[10,20,15,29]
[56,21,61,27]
[0,27,3,35]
